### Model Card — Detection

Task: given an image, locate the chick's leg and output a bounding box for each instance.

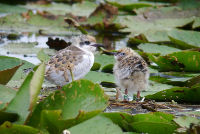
[123,89,129,101]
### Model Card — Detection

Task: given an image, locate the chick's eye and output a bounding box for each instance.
[121,53,125,56]
[84,41,90,45]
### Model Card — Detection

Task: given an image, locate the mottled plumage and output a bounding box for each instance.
[45,35,99,86]
[113,47,149,101]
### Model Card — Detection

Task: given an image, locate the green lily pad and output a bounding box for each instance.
[90,62,101,71]
[0,84,16,110]
[138,43,181,55]
[149,50,200,72]
[0,111,19,125]
[0,56,23,85]
[130,112,178,134]
[0,3,27,14]
[6,63,45,124]
[1,42,55,55]
[101,64,114,73]
[146,86,200,103]
[25,1,97,17]
[193,17,200,29]
[168,29,200,49]
[27,80,109,129]
[0,121,47,134]
[0,11,79,35]
[68,115,123,134]
[106,0,153,12]
[37,49,51,63]
[95,54,115,68]
[174,116,200,128]
[84,71,115,83]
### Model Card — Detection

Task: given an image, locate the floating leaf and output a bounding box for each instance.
[149,50,200,72]
[0,111,19,125]
[138,43,181,55]
[68,115,123,134]
[91,62,101,71]
[0,121,47,134]
[106,0,153,12]
[174,116,200,128]
[6,63,45,124]
[95,54,115,68]
[0,56,22,85]
[146,86,200,103]
[168,30,200,49]
[37,49,51,63]
[27,80,109,130]
[101,64,114,73]
[130,112,178,134]
[0,84,16,110]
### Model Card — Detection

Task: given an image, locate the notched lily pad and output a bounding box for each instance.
[149,50,200,72]
[27,80,109,130]
[146,86,200,103]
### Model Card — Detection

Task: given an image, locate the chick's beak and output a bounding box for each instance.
[90,43,104,48]
[110,52,117,56]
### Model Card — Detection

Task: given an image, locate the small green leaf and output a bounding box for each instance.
[37,49,51,63]
[174,116,200,128]
[0,111,19,125]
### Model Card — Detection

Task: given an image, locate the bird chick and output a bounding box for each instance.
[113,47,149,101]
[45,35,102,86]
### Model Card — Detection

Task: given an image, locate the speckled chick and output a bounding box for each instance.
[113,47,149,101]
[45,35,100,86]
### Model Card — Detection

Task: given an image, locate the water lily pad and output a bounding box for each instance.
[0,121,47,134]
[0,56,22,85]
[0,111,19,125]
[27,80,109,129]
[37,49,51,63]
[138,43,181,55]
[168,29,200,49]
[6,63,45,124]
[90,62,101,71]
[25,1,97,17]
[130,112,178,134]
[193,17,200,29]
[84,71,115,83]
[148,50,200,72]
[101,64,114,73]
[95,54,115,68]
[0,3,27,14]
[106,0,153,12]
[174,116,200,128]
[146,86,200,103]
[0,84,16,110]
[68,115,123,134]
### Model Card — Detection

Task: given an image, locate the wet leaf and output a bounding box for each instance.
[95,54,115,69]
[101,64,114,73]
[193,17,200,29]
[37,49,51,63]
[106,0,153,12]
[146,86,200,103]
[174,116,200,128]
[0,10,79,35]
[0,85,16,110]
[84,71,115,83]
[168,29,200,49]
[27,80,109,130]
[68,115,123,134]
[0,56,22,85]
[25,1,97,17]
[138,43,181,55]
[29,63,45,111]
[130,112,178,134]
[149,50,200,72]
[0,3,27,14]
[91,62,101,71]
[0,121,47,134]
[0,111,19,125]
[1,42,55,55]
[6,63,45,124]
[102,112,134,131]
